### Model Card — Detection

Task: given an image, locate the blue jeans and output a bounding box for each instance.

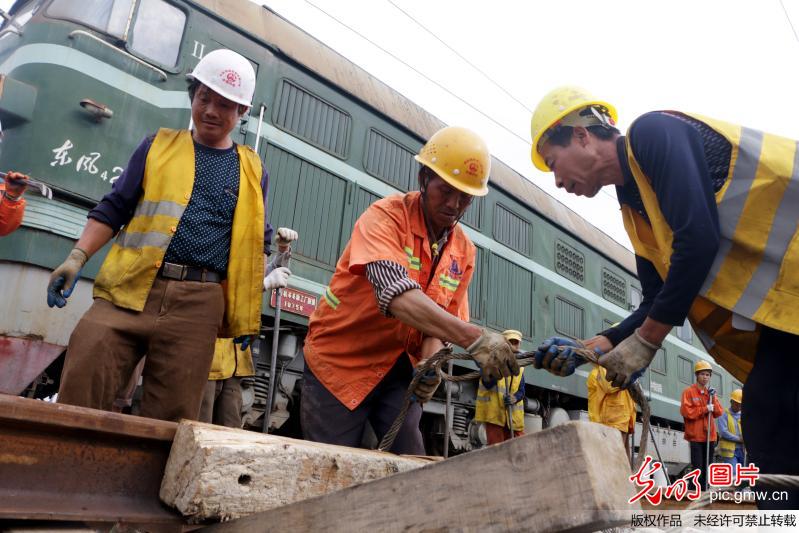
[721,448,745,469]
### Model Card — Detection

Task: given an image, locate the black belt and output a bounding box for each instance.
[158,262,222,283]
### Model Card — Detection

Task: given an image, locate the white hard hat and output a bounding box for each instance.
[189,49,255,107]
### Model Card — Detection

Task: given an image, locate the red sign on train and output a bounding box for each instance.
[269,287,318,317]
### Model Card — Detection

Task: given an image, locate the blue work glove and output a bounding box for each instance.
[708,387,716,397]
[503,393,514,407]
[532,337,584,377]
[410,367,441,404]
[234,335,254,351]
[47,248,87,308]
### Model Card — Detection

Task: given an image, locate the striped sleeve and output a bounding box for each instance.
[365,260,421,317]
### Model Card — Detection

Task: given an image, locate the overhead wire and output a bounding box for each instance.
[778,0,799,45]
[299,0,619,204]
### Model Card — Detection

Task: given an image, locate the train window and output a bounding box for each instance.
[554,296,584,339]
[602,268,627,307]
[128,0,186,67]
[675,319,693,343]
[710,372,723,397]
[48,0,134,39]
[363,129,418,191]
[493,204,532,257]
[273,79,352,159]
[678,356,693,384]
[630,286,642,310]
[555,240,585,285]
[651,348,667,375]
[487,254,533,337]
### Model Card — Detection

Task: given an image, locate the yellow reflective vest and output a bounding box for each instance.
[93,128,265,337]
[587,364,636,433]
[717,409,743,458]
[621,112,799,382]
[208,338,255,380]
[474,370,524,430]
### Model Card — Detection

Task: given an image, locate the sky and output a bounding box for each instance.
[2,0,798,250]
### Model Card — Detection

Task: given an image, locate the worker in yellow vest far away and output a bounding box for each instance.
[529,86,799,510]
[46,48,298,422]
[200,338,256,428]
[587,362,636,458]
[718,388,745,470]
[473,329,526,444]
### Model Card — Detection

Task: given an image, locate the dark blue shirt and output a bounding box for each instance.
[601,112,729,346]
[89,135,273,273]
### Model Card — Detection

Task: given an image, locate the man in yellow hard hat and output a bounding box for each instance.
[717,388,744,470]
[529,86,799,509]
[474,330,526,444]
[680,360,722,490]
[301,126,519,454]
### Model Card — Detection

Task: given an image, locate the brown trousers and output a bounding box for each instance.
[58,277,225,422]
[199,377,243,428]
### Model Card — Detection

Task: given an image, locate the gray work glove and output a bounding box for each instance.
[47,247,88,308]
[467,329,520,381]
[597,328,659,388]
[275,227,298,249]
[263,266,291,291]
[411,367,441,404]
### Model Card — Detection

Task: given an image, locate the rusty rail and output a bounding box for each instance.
[0,395,186,529]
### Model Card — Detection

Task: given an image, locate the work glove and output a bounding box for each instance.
[467,329,520,381]
[706,403,714,413]
[411,367,441,404]
[532,337,585,377]
[275,227,298,251]
[708,387,716,397]
[503,393,514,407]
[263,266,291,291]
[47,248,88,308]
[597,328,659,388]
[234,335,254,351]
[3,171,28,199]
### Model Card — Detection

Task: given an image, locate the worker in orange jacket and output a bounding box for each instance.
[0,171,28,235]
[301,126,519,455]
[680,360,723,489]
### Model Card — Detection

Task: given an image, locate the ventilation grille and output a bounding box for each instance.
[554,297,584,339]
[602,268,627,307]
[363,129,418,191]
[493,204,531,256]
[555,240,585,284]
[273,79,351,158]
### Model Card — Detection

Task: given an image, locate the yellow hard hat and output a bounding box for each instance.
[502,329,523,342]
[530,86,617,172]
[730,389,743,404]
[694,360,713,373]
[415,126,490,197]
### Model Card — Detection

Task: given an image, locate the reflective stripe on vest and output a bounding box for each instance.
[718,410,742,458]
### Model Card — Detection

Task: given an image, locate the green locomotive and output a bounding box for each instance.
[0,0,739,474]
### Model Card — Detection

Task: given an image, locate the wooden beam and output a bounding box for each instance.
[159,421,434,522]
[200,422,638,532]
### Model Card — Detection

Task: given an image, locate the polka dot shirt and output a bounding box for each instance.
[164,142,240,274]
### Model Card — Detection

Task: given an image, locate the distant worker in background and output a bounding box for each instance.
[0,171,28,235]
[587,360,636,458]
[474,329,526,444]
[717,388,745,470]
[301,126,519,455]
[680,361,722,490]
[46,48,297,422]
[528,86,799,509]
[199,338,255,428]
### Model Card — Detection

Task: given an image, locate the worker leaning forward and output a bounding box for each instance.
[301,126,519,455]
[46,49,297,422]
[680,361,723,490]
[474,329,526,444]
[529,86,799,509]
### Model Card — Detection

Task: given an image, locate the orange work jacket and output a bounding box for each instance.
[304,191,475,410]
[680,383,723,442]
[0,183,25,236]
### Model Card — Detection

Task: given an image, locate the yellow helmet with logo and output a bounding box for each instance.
[415,126,490,197]
[694,360,713,373]
[530,86,617,172]
[730,389,743,404]
[502,329,523,343]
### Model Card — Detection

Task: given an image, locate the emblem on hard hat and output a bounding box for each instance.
[219,69,241,88]
[463,158,482,177]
